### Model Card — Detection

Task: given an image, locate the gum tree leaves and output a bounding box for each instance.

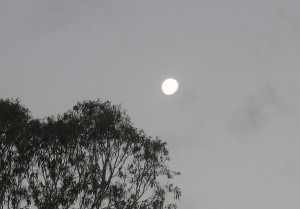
[0,99,181,209]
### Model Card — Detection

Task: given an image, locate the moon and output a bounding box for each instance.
[162,78,179,95]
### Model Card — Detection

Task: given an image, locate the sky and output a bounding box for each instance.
[1,0,300,208]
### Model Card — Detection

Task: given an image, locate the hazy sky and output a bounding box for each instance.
[1,1,300,208]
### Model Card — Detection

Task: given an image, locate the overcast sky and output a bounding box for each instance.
[1,1,300,208]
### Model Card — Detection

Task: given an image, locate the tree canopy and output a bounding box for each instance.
[0,99,181,209]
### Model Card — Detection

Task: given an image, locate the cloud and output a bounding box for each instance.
[230,87,286,137]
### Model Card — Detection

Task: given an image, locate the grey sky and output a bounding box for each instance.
[1,1,300,208]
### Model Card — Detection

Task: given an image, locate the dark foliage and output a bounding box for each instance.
[0,99,181,209]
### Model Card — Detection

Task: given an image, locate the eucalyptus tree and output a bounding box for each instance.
[0,99,181,209]
[27,117,81,209]
[0,99,32,209]
[63,100,181,209]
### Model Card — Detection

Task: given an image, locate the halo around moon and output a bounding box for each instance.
[162,78,178,95]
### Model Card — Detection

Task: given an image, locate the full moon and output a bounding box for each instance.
[162,78,179,95]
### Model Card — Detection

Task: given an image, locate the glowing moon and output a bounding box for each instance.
[162,78,178,95]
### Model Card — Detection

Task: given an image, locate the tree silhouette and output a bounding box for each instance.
[0,99,32,209]
[0,99,181,209]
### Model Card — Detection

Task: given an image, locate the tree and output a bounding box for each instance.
[0,99,181,209]
[0,99,32,209]
[27,117,80,209]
